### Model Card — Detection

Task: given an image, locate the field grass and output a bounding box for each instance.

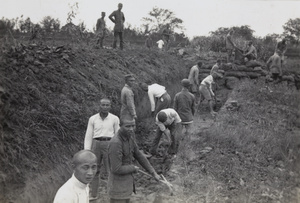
[173,76,300,202]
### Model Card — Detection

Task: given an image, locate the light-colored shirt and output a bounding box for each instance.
[188,65,199,86]
[53,174,89,203]
[201,75,214,95]
[245,45,257,58]
[84,113,120,150]
[210,63,220,75]
[157,40,164,49]
[148,83,167,112]
[267,53,282,74]
[120,84,136,119]
[155,108,181,131]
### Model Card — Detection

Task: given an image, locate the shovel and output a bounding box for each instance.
[138,170,174,195]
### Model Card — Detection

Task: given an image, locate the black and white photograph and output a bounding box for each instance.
[0,0,300,202]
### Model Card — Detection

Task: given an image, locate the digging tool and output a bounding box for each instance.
[138,170,174,195]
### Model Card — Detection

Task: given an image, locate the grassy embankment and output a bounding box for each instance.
[172,60,300,202]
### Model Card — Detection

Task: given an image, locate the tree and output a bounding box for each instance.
[283,18,300,46]
[142,7,184,34]
[210,25,254,40]
[40,16,60,33]
[19,17,33,33]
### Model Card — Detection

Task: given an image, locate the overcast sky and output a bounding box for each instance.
[1,0,300,38]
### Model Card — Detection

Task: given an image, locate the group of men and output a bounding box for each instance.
[226,29,288,83]
[96,3,125,49]
[96,3,172,51]
[53,60,219,202]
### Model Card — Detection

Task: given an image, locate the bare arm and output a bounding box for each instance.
[84,117,94,150]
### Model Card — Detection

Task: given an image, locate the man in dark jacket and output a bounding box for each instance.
[109,3,125,50]
[107,118,160,203]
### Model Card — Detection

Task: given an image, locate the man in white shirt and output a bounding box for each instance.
[140,83,171,117]
[156,39,164,50]
[84,98,120,200]
[150,108,181,156]
[199,72,221,117]
[53,150,97,203]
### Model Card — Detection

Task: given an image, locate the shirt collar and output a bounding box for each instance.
[72,174,87,190]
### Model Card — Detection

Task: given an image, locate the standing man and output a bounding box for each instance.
[150,108,182,156]
[96,12,107,48]
[266,52,282,83]
[188,62,202,94]
[53,150,97,203]
[243,41,257,60]
[108,118,160,203]
[145,34,153,49]
[275,38,287,67]
[162,24,171,51]
[140,82,171,117]
[199,72,221,117]
[109,3,125,50]
[120,74,137,121]
[173,79,196,139]
[225,30,235,63]
[84,98,120,200]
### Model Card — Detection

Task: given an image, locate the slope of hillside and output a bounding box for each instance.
[0,44,187,202]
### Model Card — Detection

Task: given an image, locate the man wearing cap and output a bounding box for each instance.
[150,108,181,156]
[140,83,171,117]
[53,150,97,203]
[199,72,220,117]
[188,62,202,94]
[109,3,125,50]
[84,98,120,200]
[108,118,160,203]
[174,79,196,139]
[120,74,137,120]
[96,12,107,48]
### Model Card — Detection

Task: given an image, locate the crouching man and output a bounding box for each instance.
[107,118,160,203]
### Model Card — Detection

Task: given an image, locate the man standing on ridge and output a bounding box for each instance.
[96,12,107,48]
[109,3,125,50]
[140,82,171,117]
[84,98,120,200]
[120,74,137,121]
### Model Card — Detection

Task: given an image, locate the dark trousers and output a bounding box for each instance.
[110,198,130,203]
[150,122,181,155]
[97,36,105,47]
[113,31,124,50]
[155,93,171,114]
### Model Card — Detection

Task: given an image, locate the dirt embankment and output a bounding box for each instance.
[0,44,188,202]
